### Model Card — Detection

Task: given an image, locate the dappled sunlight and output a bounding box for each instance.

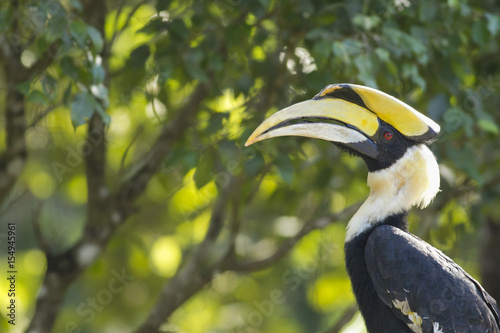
[308,273,354,312]
[148,236,182,277]
[175,210,210,244]
[107,108,131,136]
[22,249,46,276]
[170,293,219,333]
[170,169,218,217]
[28,171,55,199]
[341,313,368,333]
[65,175,88,204]
[127,246,150,278]
[106,5,156,70]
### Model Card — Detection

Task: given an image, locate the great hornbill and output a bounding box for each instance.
[245,84,500,333]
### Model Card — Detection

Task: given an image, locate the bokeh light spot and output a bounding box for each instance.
[123,281,150,307]
[29,172,55,199]
[148,236,182,277]
[23,249,47,276]
[66,175,87,204]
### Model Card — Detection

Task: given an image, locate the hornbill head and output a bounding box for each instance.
[246,83,439,172]
[246,84,441,239]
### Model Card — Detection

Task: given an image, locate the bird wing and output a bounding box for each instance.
[365,225,500,333]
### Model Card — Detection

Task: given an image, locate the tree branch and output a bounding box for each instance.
[26,2,110,332]
[0,21,59,207]
[109,0,148,48]
[115,83,209,212]
[28,103,62,127]
[0,61,27,205]
[32,201,51,254]
[224,202,361,272]
[118,123,145,175]
[134,176,241,333]
[84,113,109,233]
[29,42,60,78]
[321,305,359,333]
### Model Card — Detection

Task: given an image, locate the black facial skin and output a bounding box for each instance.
[336,120,418,173]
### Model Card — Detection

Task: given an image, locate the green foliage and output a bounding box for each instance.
[1,0,500,332]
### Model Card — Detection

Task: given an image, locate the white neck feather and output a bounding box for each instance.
[345,145,440,242]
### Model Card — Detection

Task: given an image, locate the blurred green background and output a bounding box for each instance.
[0,0,500,332]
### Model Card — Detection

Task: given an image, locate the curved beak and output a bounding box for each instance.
[245,98,380,159]
[245,84,440,160]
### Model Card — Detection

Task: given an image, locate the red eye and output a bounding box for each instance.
[384,132,393,141]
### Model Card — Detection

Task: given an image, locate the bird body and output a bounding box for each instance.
[246,83,500,332]
[347,216,500,332]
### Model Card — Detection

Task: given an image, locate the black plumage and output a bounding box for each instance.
[346,213,500,333]
[345,213,412,332]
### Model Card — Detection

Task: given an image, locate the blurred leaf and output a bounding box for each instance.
[194,152,216,189]
[37,37,49,54]
[63,83,73,106]
[130,45,151,68]
[486,13,500,36]
[139,17,168,34]
[71,92,95,128]
[427,94,448,121]
[402,63,425,91]
[92,62,106,83]
[46,15,67,42]
[352,14,380,31]
[46,1,67,17]
[70,20,88,47]
[91,83,109,107]
[87,26,103,53]
[16,81,31,95]
[418,0,438,22]
[183,48,207,81]
[0,7,13,32]
[375,48,390,62]
[477,112,499,135]
[166,147,198,171]
[208,53,223,72]
[275,154,294,186]
[443,106,474,136]
[236,74,254,95]
[225,24,252,50]
[42,74,58,101]
[478,119,499,135]
[245,151,265,176]
[207,113,228,133]
[61,56,80,80]
[169,18,189,41]
[333,39,363,58]
[26,90,48,105]
[447,146,483,186]
[156,0,172,11]
[95,102,111,125]
[70,0,83,11]
[305,28,328,40]
[471,19,489,46]
[354,54,377,88]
